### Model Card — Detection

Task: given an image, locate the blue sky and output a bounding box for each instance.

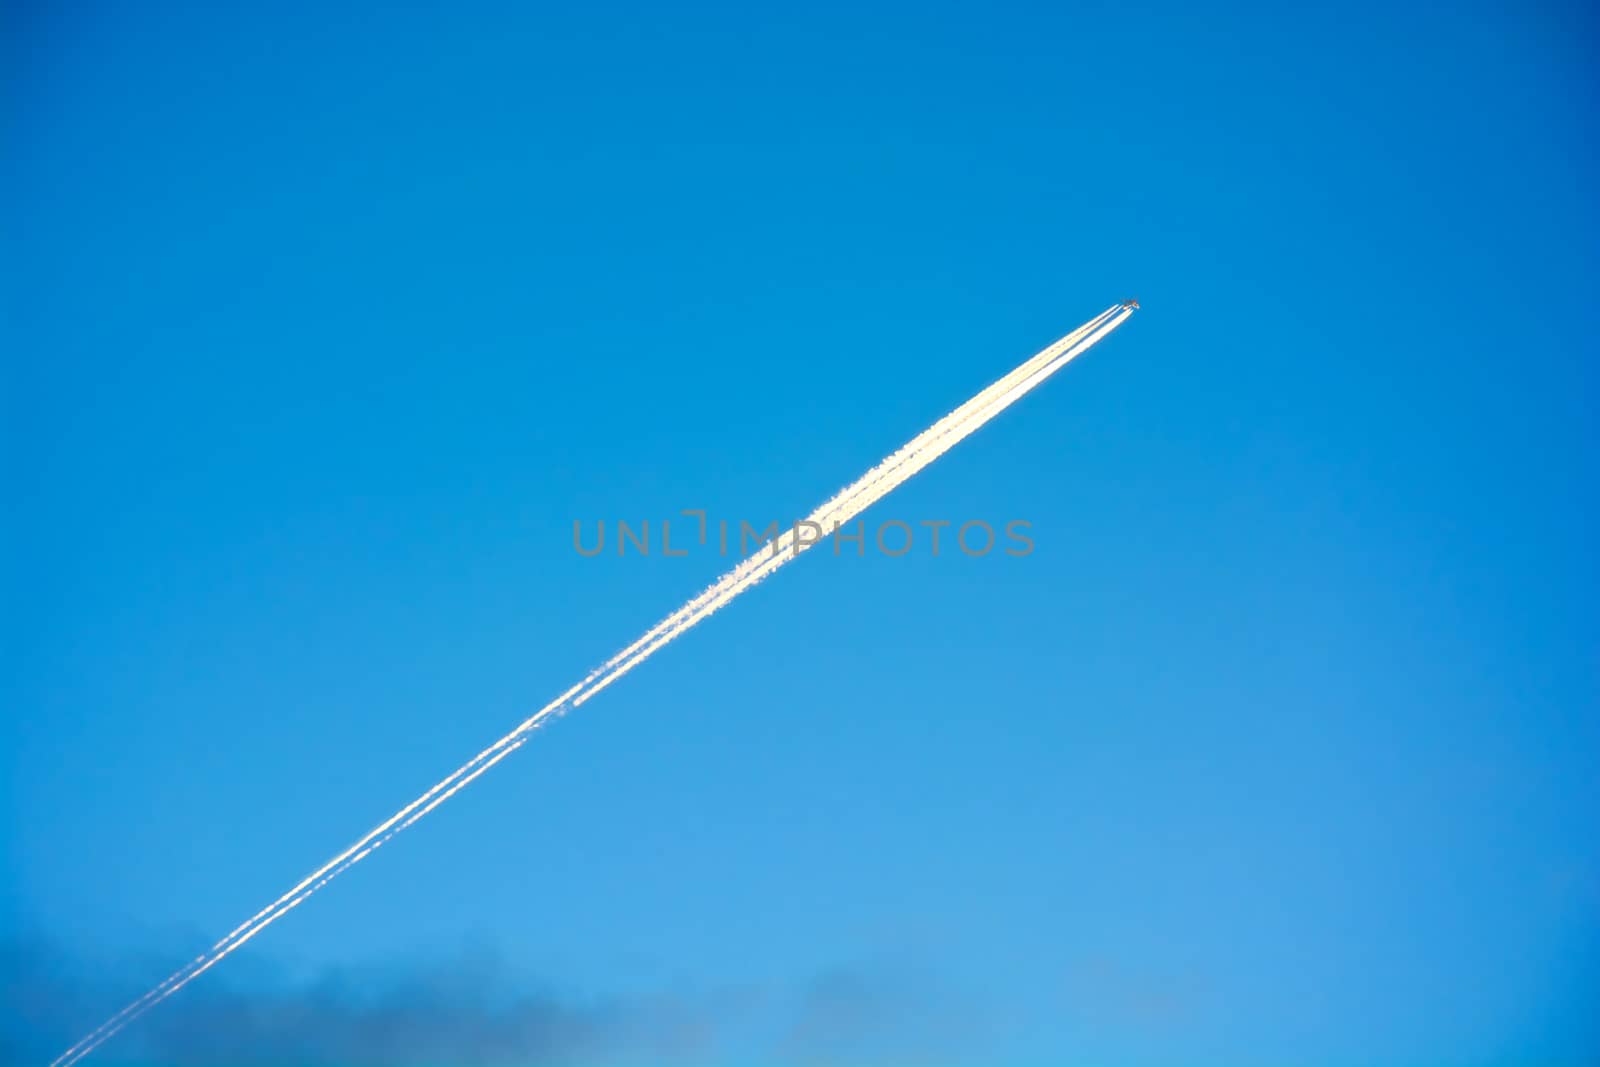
[6,1,1597,1063]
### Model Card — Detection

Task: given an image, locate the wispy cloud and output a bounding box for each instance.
[6,938,995,1066]
[6,939,732,1065]
[778,963,990,1066]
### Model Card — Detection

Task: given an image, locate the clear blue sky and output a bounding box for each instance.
[6,1,1597,1064]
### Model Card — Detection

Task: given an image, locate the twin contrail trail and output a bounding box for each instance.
[51,302,1135,1065]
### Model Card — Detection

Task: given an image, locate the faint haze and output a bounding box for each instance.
[3,939,996,1066]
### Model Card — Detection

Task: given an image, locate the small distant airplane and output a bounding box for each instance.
[1121,299,1140,310]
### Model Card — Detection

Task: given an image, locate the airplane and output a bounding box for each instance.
[1121,299,1140,310]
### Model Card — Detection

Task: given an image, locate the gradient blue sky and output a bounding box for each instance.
[6,1,1598,1064]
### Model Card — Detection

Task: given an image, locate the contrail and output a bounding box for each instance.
[567,303,1126,677]
[569,306,1134,711]
[51,303,1134,1065]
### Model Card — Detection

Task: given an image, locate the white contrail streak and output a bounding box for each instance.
[51,303,1134,1065]
[572,303,1125,676]
[569,307,1134,711]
